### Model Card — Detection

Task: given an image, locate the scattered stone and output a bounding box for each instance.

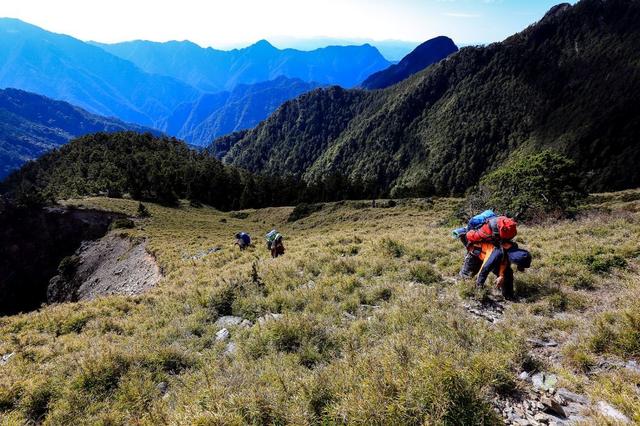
[215,328,230,341]
[556,388,589,405]
[183,247,221,260]
[596,401,630,424]
[343,312,357,321]
[302,280,316,289]
[519,371,531,381]
[257,313,284,325]
[527,338,558,348]
[540,396,566,418]
[156,382,168,395]
[0,352,14,366]
[625,360,640,374]
[223,342,237,356]
[531,373,558,391]
[214,316,252,328]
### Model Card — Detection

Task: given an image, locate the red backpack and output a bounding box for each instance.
[493,216,517,240]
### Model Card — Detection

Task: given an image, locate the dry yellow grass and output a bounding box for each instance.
[0,193,639,424]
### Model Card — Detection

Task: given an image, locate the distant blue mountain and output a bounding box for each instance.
[0,88,157,178]
[162,76,321,147]
[0,17,394,152]
[0,18,200,128]
[361,36,458,90]
[94,39,391,91]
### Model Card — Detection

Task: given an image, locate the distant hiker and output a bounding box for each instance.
[265,229,285,258]
[235,232,251,250]
[453,210,531,299]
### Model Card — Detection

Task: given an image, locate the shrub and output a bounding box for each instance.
[136,202,151,218]
[57,255,79,280]
[410,264,441,285]
[110,218,135,230]
[590,308,640,357]
[381,238,405,258]
[229,211,249,219]
[466,151,585,221]
[583,253,627,274]
[288,203,323,222]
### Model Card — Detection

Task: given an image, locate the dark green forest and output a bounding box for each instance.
[0,132,378,210]
[213,0,640,196]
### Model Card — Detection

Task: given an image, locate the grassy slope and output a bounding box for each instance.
[0,192,639,424]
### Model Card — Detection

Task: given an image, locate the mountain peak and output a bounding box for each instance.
[248,39,276,51]
[361,35,458,89]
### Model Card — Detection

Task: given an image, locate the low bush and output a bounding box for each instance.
[110,218,135,230]
[410,263,441,285]
[465,150,585,221]
[288,203,323,222]
[381,238,405,258]
[136,202,151,218]
[583,253,627,274]
[590,307,640,357]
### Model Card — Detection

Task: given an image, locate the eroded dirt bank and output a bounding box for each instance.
[48,234,161,303]
[0,205,126,315]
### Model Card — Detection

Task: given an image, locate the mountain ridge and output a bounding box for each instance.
[0,18,200,128]
[94,38,392,91]
[0,88,156,178]
[212,0,640,195]
[361,36,458,90]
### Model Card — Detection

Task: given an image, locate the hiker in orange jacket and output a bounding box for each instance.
[456,215,530,299]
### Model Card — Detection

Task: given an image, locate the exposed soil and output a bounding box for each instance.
[0,204,126,315]
[48,234,161,303]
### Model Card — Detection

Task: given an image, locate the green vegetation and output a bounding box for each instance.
[1,132,378,210]
[467,151,584,220]
[0,191,638,424]
[215,0,640,196]
[287,203,323,222]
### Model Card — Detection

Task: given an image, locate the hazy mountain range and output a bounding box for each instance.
[94,39,391,92]
[0,88,153,178]
[0,16,460,173]
[212,0,640,195]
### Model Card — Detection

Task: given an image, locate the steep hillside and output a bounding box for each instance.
[95,39,391,91]
[361,36,458,89]
[0,193,638,424]
[0,88,155,178]
[216,0,640,195]
[162,77,321,147]
[0,18,200,127]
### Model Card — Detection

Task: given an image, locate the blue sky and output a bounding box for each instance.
[0,0,577,49]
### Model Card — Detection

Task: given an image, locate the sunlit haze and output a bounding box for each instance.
[0,0,576,49]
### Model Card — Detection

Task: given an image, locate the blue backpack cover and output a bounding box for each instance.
[467,210,496,230]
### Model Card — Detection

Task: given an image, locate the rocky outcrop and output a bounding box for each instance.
[0,204,126,315]
[47,234,161,303]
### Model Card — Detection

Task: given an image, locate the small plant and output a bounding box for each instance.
[590,308,640,357]
[563,344,596,373]
[382,238,405,258]
[110,218,135,230]
[288,203,323,222]
[57,255,79,280]
[410,264,441,285]
[229,211,249,220]
[583,253,627,274]
[136,202,151,218]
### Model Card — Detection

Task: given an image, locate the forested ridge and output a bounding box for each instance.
[213,0,640,196]
[0,132,378,209]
